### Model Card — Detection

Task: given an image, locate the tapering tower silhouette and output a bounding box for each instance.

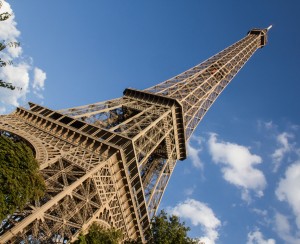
[0,27,270,243]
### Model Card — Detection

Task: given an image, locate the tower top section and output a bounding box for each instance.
[247,25,272,48]
[143,26,270,139]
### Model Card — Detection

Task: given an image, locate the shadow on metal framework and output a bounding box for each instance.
[0,26,271,243]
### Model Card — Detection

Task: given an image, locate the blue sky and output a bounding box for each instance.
[1,1,300,243]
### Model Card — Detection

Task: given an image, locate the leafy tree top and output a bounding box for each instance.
[0,133,45,221]
[147,210,197,244]
[74,223,122,244]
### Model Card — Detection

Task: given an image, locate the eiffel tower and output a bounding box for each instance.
[0,26,271,243]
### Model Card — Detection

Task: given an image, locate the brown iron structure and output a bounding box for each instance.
[0,27,270,243]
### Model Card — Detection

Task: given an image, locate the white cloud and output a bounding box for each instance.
[0,1,21,60]
[274,212,300,244]
[0,0,46,113]
[207,133,266,202]
[0,1,20,41]
[275,212,291,237]
[247,229,276,244]
[188,142,203,170]
[169,199,221,244]
[0,63,29,106]
[272,132,293,172]
[33,67,46,90]
[275,162,300,229]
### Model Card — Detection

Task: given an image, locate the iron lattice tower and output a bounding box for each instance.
[0,27,270,243]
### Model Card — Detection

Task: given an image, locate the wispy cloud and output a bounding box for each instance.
[32,67,46,99]
[252,208,268,217]
[187,141,203,170]
[274,212,300,244]
[251,208,272,227]
[271,132,293,172]
[184,185,196,196]
[264,121,275,130]
[275,162,300,231]
[0,2,20,46]
[0,64,29,107]
[0,0,46,113]
[257,120,276,131]
[169,198,221,244]
[207,133,266,202]
[247,229,276,244]
[33,67,46,91]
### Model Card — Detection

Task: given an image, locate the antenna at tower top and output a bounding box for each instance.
[267,25,273,31]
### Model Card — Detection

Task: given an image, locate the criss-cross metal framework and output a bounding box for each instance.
[0,27,270,243]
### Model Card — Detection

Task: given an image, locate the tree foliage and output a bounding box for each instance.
[125,210,196,244]
[74,223,122,244]
[70,208,195,244]
[147,210,197,244]
[0,134,45,221]
[0,80,18,90]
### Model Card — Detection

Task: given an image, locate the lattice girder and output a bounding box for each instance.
[0,104,145,242]
[144,30,267,139]
[0,27,270,243]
